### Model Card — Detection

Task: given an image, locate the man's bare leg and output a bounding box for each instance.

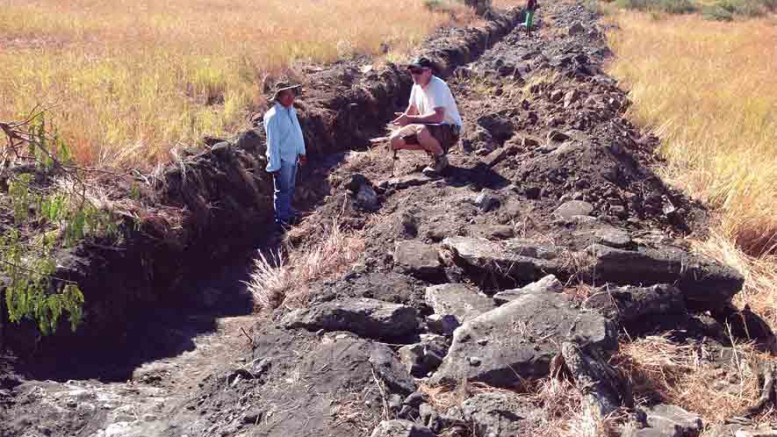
[416,127,444,157]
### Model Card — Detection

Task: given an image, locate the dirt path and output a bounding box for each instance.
[2,2,772,437]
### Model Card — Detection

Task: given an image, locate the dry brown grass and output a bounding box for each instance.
[615,336,772,425]
[0,0,478,169]
[246,220,364,309]
[421,379,622,437]
[607,12,777,256]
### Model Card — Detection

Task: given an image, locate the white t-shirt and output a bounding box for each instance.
[409,76,463,130]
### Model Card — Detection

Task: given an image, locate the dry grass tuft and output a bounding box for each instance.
[246,220,364,310]
[422,379,622,437]
[615,336,769,424]
[0,0,478,169]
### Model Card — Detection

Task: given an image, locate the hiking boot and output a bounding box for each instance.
[422,154,448,176]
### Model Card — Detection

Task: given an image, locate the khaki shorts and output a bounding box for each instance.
[395,123,461,154]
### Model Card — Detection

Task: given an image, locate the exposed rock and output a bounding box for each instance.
[370,344,418,396]
[474,191,501,212]
[586,244,744,307]
[382,174,434,190]
[345,173,371,194]
[398,334,449,377]
[477,114,515,144]
[564,89,580,108]
[463,126,498,153]
[369,420,435,437]
[569,22,586,36]
[394,241,442,279]
[561,341,632,417]
[595,227,632,248]
[473,224,515,240]
[554,200,594,220]
[442,236,560,286]
[425,283,496,324]
[584,284,687,332]
[547,129,571,142]
[356,184,380,211]
[643,404,703,437]
[707,426,777,437]
[481,144,519,167]
[281,298,419,341]
[493,274,563,304]
[446,392,537,437]
[425,314,461,336]
[430,290,616,387]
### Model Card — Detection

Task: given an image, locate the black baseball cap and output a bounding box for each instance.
[407,56,435,70]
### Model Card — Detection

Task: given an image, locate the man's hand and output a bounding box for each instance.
[298,155,307,166]
[392,113,411,127]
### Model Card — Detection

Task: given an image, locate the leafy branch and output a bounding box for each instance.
[1,109,118,336]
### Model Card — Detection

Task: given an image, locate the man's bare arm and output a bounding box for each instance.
[406,107,445,124]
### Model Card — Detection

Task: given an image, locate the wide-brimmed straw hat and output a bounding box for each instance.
[270,82,302,101]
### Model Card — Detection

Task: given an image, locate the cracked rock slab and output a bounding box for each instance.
[425,283,496,324]
[587,244,744,306]
[429,289,616,388]
[442,236,560,285]
[281,298,419,341]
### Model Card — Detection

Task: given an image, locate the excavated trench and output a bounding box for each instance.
[0,8,524,380]
[2,2,776,437]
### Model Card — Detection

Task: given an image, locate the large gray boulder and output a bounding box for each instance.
[369,420,435,437]
[584,284,687,329]
[586,244,744,306]
[425,283,496,324]
[282,298,419,341]
[442,236,560,285]
[429,290,616,388]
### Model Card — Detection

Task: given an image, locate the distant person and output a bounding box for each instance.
[264,82,307,228]
[525,0,539,34]
[390,57,463,176]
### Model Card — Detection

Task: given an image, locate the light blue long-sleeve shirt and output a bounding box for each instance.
[263,102,306,172]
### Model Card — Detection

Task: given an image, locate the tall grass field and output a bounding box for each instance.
[607,10,777,351]
[0,0,477,168]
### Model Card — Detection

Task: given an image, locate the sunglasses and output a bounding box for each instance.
[409,68,426,75]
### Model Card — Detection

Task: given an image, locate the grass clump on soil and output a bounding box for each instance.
[247,221,364,310]
[615,336,770,425]
[0,0,477,169]
[606,11,777,331]
[422,380,622,437]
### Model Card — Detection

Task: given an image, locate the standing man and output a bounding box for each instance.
[524,0,539,34]
[264,82,307,228]
[390,57,463,176]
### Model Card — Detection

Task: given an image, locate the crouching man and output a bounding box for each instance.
[264,82,307,228]
[390,57,463,176]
